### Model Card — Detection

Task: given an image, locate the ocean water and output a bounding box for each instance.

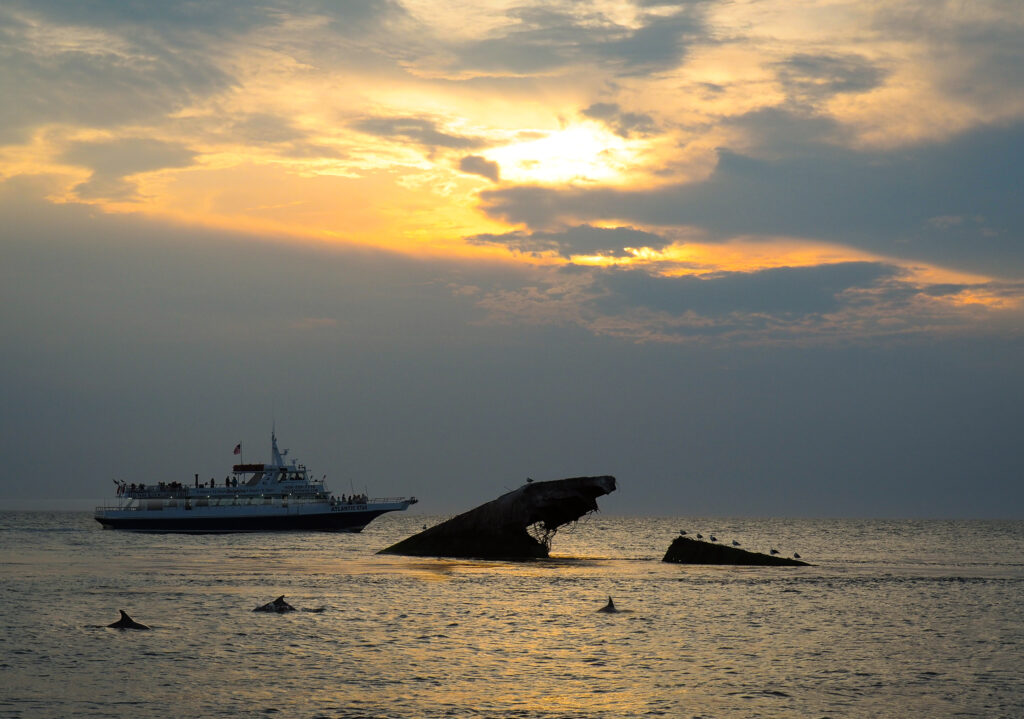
[0,512,1021,719]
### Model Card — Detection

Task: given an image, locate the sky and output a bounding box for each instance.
[2,0,1022,518]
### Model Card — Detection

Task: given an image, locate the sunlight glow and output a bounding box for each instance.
[485,124,639,186]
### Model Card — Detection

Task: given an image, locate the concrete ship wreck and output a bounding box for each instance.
[662,536,809,566]
[380,475,616,559]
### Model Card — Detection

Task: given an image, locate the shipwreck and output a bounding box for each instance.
[662,536,809,566]
[379,475,616,559]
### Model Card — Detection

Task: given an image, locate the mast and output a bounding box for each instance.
[271,429,286,468]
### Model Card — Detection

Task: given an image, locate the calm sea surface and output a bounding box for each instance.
[1,511,1021,718]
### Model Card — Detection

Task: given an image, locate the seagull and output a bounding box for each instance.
[526,477,533,483]
[679,530,687,535]
[709,535,717,542]
[770,548,779,555]
[793,552,801,559]
[732,540,741,547]
[696,533,703,539]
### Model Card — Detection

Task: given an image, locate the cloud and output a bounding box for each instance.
[580,102,657,138]
[60,138,197,199]
[591,8,702,74]
[774,53,887,107]
[874,1,1024,113]
[468,224,672,258]
[458,155,500,182]
[228,113,309,145]
[478,120,1024,276]
[0,4,235,142]
[351,116,484,150]
[0,1,413,143]
[595,262,899,316]
[432,4,704,77]
[466,258,1024,345]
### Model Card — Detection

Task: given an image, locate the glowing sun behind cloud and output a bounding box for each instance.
[484,123,641,186]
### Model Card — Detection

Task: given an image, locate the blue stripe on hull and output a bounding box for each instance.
[95,509,394,533]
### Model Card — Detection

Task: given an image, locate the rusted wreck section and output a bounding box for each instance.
[380,476,616,559]
[663,536,809,566]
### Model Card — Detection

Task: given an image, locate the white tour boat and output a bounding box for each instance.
[94,432,417,532]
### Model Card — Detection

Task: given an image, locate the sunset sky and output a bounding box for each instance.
[3,0,1022,517]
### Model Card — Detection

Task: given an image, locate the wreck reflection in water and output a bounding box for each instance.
[1,512,1022,718]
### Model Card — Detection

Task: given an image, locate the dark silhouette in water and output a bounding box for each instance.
[253,595,295,613]
[597,596,618,613]
[663,536,810,566]
[380,475,616,559]
[107,610,150,630]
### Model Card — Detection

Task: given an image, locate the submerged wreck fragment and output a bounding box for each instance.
[380,475,616,559]
[662,536,810,566]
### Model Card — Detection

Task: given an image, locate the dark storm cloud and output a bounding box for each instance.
[581,103,658,138]
[468,224,671,258]
[444,5,704,76]
[61,138,197,199]
[479,120,1024,276]
[458,155,500,182]
[351,116,484,150]
[595,262,899,317]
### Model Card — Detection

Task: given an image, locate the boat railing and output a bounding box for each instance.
[95,493,415,513]
[365,496,418,505]
[119,489,190,499]
[94,492,333,513]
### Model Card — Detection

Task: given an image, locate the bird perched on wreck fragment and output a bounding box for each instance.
[732,540,741,547]
[793,552,801,559]
[770,548,779,555]
[696,533,703,539]
[709,535,717,542]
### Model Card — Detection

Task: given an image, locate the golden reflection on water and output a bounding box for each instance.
[3,514,1023,718]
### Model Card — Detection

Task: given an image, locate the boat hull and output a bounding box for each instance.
[94,506,404,533]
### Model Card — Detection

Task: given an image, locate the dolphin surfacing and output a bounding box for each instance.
[253,595,295,613]
[597,596,618,613]
[108,610,150,630]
